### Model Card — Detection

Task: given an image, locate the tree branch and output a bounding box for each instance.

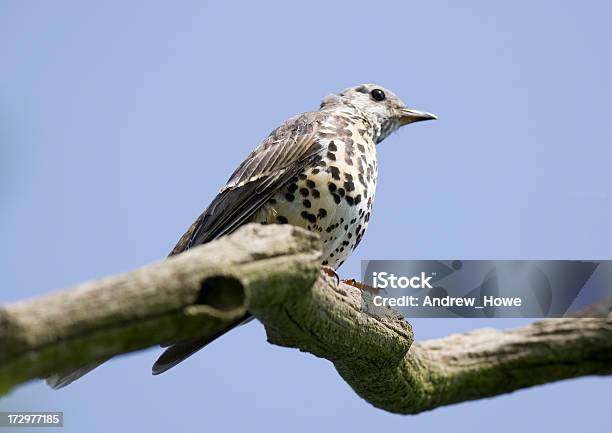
[1,224,610,413]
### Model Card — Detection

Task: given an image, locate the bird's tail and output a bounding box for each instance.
[45,360,108,390]
[152,314,252,375]
[45,314,252,389]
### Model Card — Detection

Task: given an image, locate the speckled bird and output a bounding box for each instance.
[154,84,436,373]
[171,84,436,267]
[46,84,435,389]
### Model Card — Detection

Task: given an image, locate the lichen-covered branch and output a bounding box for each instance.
[252,268,612,413]
[0,224,321,395]
[1,224,611,414]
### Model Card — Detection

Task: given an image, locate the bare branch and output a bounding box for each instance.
[1,224,611,414]
[0,224,321,394]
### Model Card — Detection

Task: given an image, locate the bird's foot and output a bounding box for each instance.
[320,268,379,294]
[338,278,379,294]
[321,266,340,285]
[342,278,358,287]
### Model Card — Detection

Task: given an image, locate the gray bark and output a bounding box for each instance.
[1,224,611,413]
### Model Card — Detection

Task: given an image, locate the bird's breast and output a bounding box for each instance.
[253,118,378,268]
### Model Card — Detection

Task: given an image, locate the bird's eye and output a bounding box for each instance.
[370,89,386,102]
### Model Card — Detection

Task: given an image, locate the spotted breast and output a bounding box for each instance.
[251,110,378,269]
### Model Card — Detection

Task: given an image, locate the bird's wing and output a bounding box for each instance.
[153,112,326,375]
[169,111,325,255]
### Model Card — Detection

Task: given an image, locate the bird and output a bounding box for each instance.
[46,84,436,389]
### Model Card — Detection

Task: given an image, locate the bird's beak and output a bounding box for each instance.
[399,108,438,125]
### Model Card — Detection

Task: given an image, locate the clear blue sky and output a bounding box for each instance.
[1,1,611,431]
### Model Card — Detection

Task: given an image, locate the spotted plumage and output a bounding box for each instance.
[251,110,379,268]
[45,84,435,389]
[152,84,435,374]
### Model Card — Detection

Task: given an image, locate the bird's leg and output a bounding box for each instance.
[321,265,340,285]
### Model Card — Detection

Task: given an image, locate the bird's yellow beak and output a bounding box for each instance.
[399,108,437,125]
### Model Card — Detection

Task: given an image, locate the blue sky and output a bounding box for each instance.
[1,1,611,432]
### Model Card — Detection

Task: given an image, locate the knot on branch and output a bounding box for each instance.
[251,274,414,369]
[183,275,247,319]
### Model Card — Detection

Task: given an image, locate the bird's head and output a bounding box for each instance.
[320,83,436,143]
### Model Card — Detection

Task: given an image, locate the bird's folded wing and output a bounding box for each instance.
[170,111,325,255]
[157,112,325,374]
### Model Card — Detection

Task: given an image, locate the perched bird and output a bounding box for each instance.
[153,84,435,374]
[46,84,435,389]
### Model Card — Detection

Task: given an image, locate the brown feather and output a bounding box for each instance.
[155,112,327,374]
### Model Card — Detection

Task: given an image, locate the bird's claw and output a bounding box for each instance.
[321,265,340,285]
[340,278,380,294]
